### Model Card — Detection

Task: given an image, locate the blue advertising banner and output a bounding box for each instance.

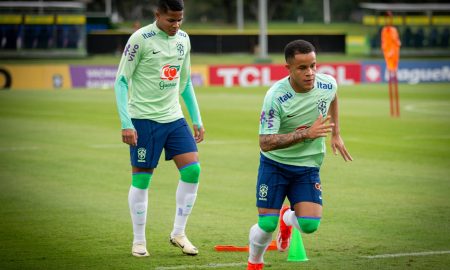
[362,60,450,84]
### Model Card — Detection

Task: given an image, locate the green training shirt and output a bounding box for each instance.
[259,73,337,167]
[115,22,191,129]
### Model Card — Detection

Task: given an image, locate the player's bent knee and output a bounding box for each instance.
[258,215,278,233]
[297,217,321,234]
[179,162,201,183]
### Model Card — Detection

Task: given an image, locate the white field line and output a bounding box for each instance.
[404,104,450,116]
[155,262,247,270]
[345,135,450,144]
[0,146,39,152]
[88,144,124,149]
[362,250,450,259]
[402,135,450,140]
[88,140,254,149]
[202,140,254,145]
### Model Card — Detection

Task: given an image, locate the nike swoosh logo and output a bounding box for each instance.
[287,114,298,118]
[152,50,161,54]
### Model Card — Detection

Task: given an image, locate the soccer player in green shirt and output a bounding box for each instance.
[114,0,204,257]
[247,40,352,270]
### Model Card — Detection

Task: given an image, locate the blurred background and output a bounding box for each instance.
[0,0,449,58]
[1,0,449,89]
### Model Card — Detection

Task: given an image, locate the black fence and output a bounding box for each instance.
[87,32,346,55]
[0,1,87,58]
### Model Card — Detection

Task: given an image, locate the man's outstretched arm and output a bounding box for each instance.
[260,115,334,152]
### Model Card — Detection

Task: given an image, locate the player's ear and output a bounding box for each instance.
[284,63,291,71]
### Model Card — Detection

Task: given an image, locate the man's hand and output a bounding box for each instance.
[304,115,335,139]
[331,134,353,162]
[193,125,205,143]
[122,129,138,146]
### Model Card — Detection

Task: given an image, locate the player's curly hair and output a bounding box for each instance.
[158,0,184,13]
[284,39,316,62]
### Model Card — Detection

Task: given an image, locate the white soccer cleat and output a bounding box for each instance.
[132,242,149,257]
[170,234,199,255]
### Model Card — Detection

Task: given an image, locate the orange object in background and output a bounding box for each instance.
[382,26,401,71]
[381,11,401,72]
[381,11,401,117]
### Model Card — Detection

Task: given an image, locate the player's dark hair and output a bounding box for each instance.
[284,40,316,62]
[158,0,184,13]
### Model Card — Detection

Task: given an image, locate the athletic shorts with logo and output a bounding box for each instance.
[130,118,197,169]
[256,153,322,209]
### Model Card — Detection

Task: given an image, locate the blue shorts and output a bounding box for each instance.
[130,118,197,169]
[256,153,322,209]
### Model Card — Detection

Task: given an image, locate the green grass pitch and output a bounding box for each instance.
[0,83,449,269]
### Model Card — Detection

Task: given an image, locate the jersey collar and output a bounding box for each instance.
[286,76,316,95]
[152,21,177,39]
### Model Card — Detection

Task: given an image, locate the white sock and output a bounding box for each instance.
[248,224,273,264]
[171,180,198,237]
[283,209,301,232]
[128,186,148,244]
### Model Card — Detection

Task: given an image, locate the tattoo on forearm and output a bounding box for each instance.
[260,129,307,152]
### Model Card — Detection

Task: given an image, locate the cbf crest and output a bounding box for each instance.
[137,147,146,163]
[176,42,184,56]
[258,184,268,201]
[317,98,327,116]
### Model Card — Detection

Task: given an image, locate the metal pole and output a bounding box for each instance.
[323,0,330,24]
[237,0,244,32]
[106,0,112,17]
[258,0,268,60]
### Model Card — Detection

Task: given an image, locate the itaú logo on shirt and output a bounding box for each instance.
[160,64,180,81]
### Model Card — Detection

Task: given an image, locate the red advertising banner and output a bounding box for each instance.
[209,63,361,87]
[317,63,361,85]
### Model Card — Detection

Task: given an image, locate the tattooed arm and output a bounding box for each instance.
[260,129,308,152]
[259,115,334,152]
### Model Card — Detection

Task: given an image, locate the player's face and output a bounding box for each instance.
[156,9,183,36]
[285,52,316,93]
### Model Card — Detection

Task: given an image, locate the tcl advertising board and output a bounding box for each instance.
[209,63,361,87]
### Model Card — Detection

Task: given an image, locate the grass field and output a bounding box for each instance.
[0,83,449,270]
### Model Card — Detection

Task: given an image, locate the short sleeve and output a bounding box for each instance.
[259,92,281,135]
